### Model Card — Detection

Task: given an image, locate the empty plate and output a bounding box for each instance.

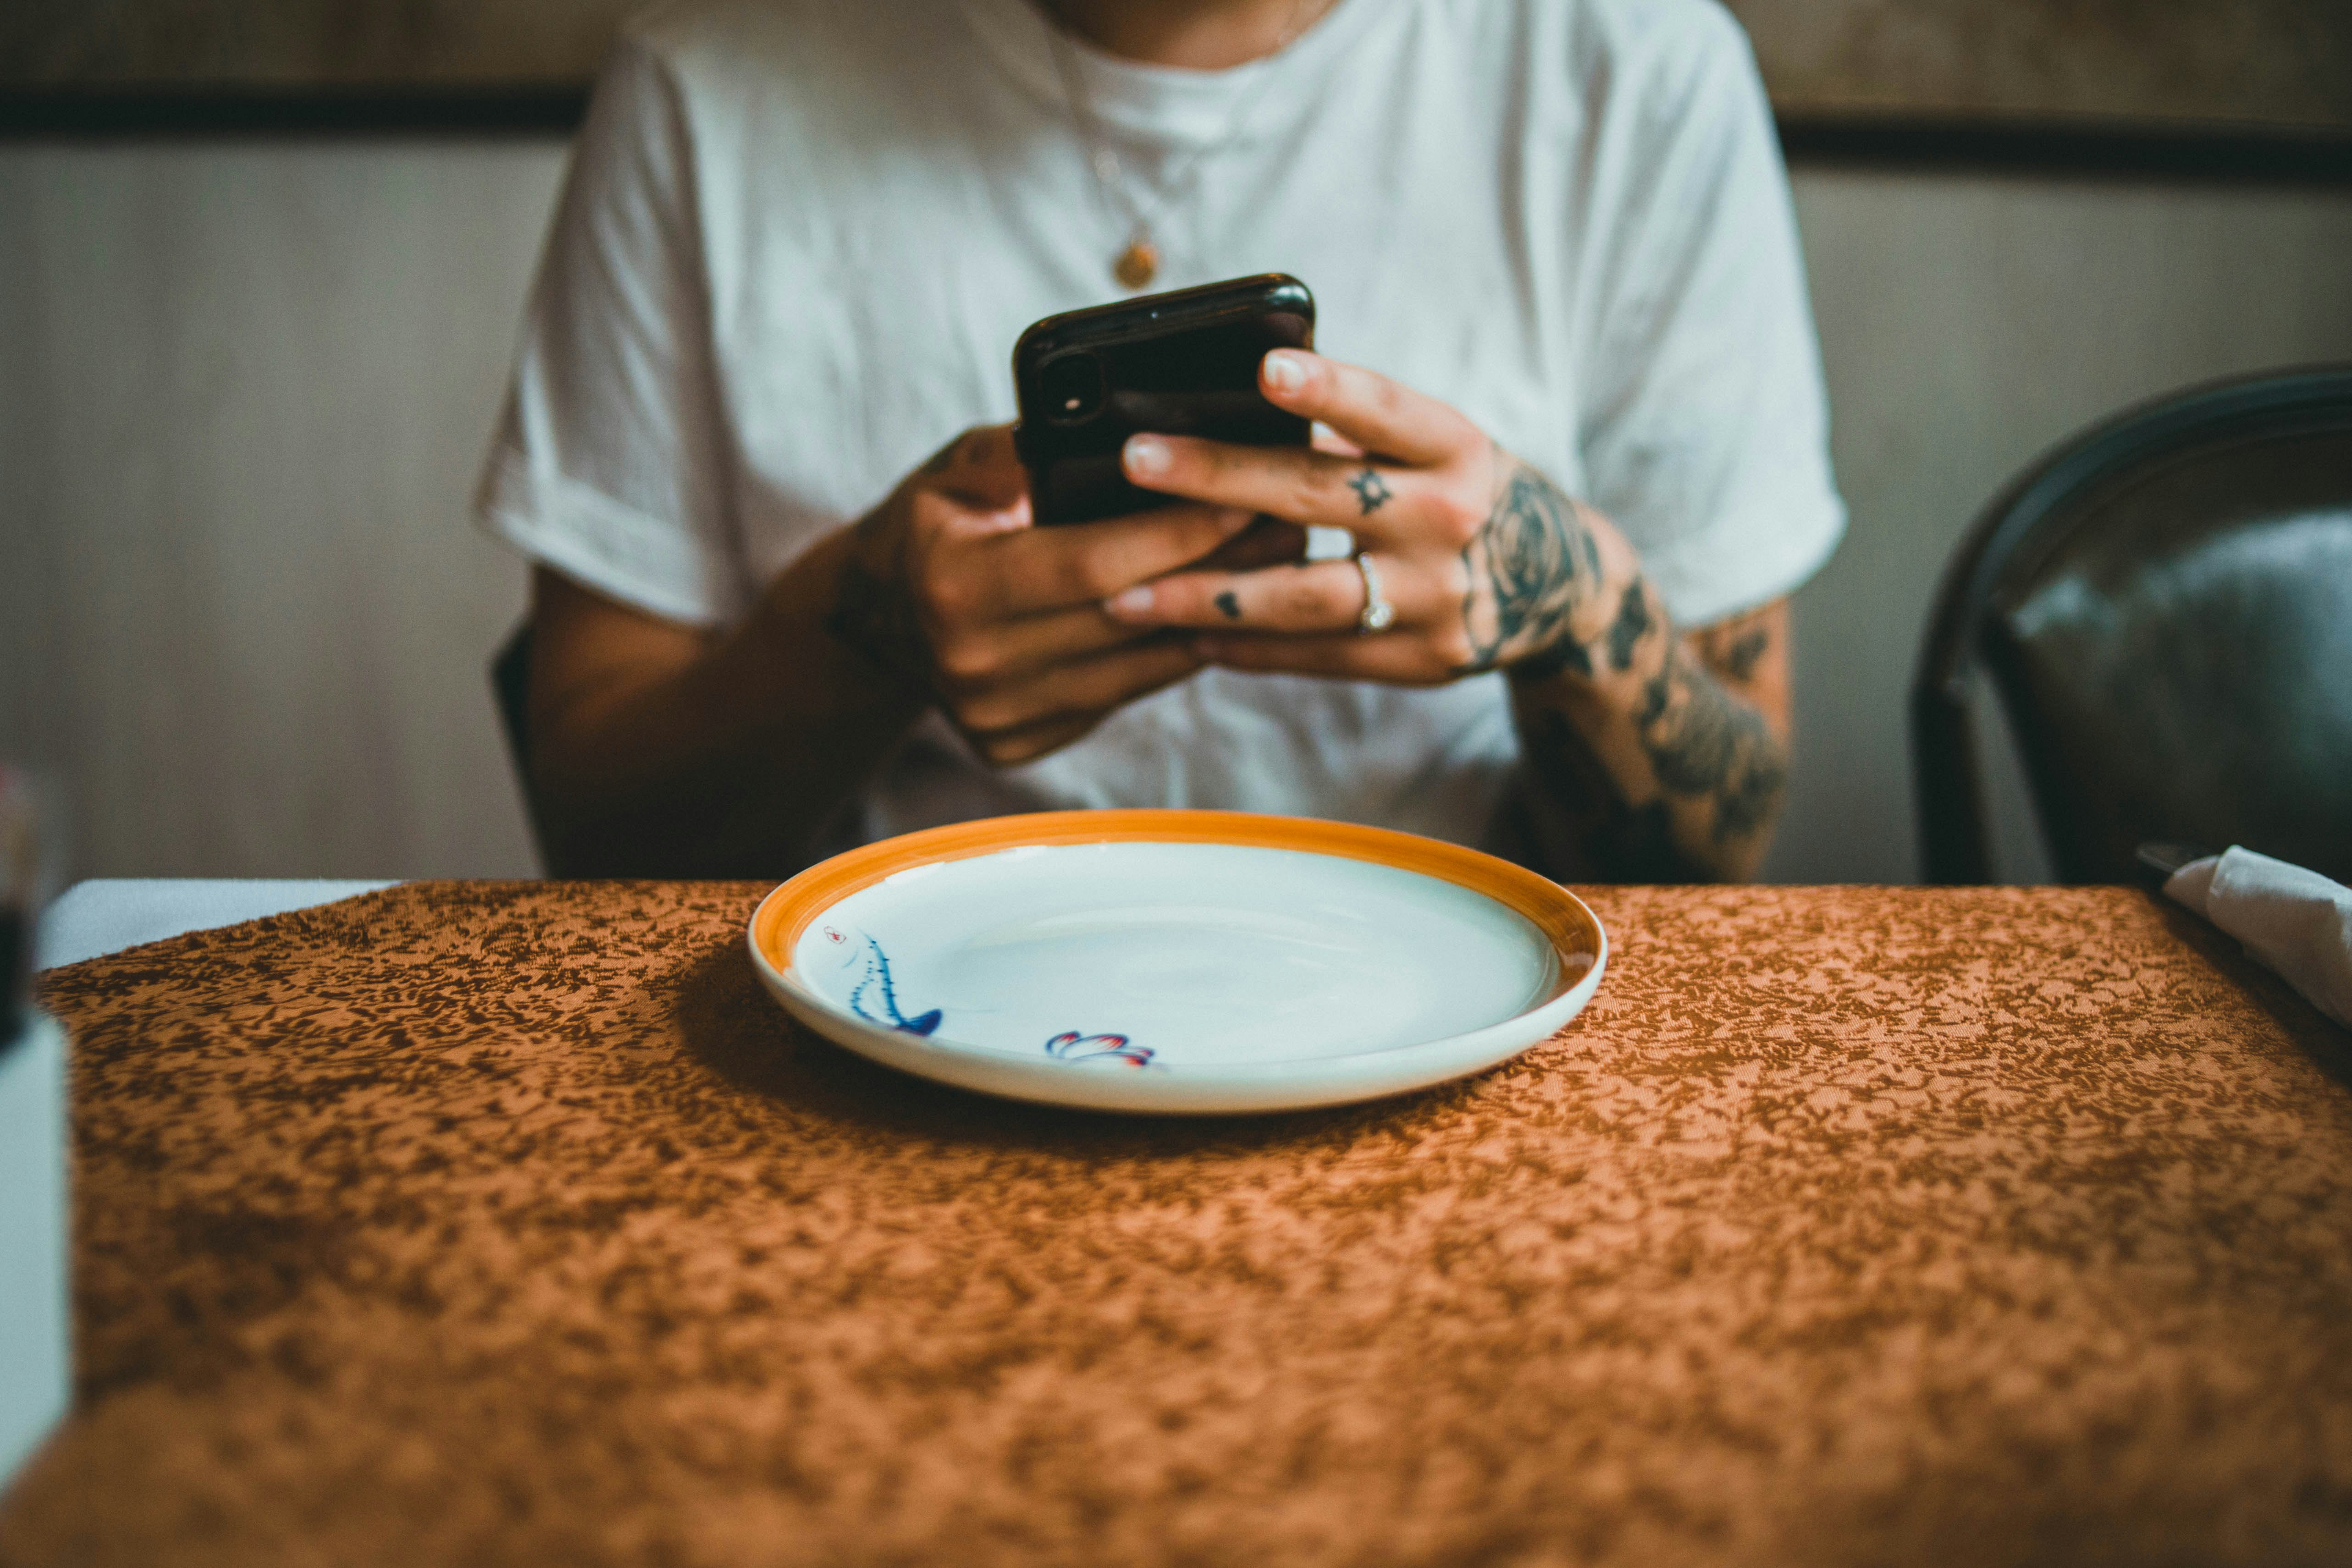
[746,810,1606,1114]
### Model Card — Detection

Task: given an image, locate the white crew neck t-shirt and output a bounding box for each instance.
[476,0,1844,862]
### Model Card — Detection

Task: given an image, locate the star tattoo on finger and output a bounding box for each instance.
[1347,468,1393,515]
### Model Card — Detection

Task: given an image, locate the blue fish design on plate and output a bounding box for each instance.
[837,929,941,1036]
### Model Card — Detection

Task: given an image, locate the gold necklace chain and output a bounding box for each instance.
[1044,0,1321,290]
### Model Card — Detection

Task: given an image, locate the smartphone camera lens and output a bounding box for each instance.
[1039,352,1107,425]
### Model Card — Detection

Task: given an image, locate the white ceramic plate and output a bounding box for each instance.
[746,810,1607,1115]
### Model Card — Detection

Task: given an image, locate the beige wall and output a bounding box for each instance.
[0,142,553,879]
[5,140,2352,884]
[14,2,2349,131]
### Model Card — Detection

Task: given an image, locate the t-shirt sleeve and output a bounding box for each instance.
[1570,6,1844,629]
[472,32,745,628]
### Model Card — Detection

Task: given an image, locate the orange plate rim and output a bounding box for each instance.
[749,808,1601,986]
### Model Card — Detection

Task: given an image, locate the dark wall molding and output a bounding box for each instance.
[1780,115,2352,187]
[0,86,589,138]
[5,89,2352,188]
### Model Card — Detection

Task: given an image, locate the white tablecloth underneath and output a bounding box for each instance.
[36,880,399,971]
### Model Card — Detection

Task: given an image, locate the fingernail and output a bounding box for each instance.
[1263,352,1305,393]
[1125,435,1170,475]
[1107,585,1155,619]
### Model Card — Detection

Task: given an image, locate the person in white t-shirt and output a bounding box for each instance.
[476,0,1844,881]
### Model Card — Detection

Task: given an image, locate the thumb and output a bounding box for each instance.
[939,423,1028,509]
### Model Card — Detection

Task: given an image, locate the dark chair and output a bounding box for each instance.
[1912,367,2352,885]
[490,624,549,867]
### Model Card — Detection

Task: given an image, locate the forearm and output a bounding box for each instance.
[1474,469,1789,883]
[1506,574,1788,881]
[527,530,928,877]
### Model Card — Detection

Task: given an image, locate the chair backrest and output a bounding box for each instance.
[1912,368,2352,885]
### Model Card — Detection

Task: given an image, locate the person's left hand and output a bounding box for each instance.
[1100,348,1640,684]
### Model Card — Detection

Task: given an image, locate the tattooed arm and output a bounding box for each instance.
[1101,352,1794,882]
[1474,469,1789,880]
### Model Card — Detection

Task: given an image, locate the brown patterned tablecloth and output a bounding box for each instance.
[6,881,2352,1567]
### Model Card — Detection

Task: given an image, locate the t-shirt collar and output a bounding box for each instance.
[958,0,1396,149]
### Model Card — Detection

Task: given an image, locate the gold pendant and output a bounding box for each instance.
[1113,233,1159,291]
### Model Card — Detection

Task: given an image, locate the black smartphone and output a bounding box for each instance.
[1012,273,1314,526]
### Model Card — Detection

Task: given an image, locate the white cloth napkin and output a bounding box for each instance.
[2165,847,2352,1029]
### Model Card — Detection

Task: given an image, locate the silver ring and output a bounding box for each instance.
[1355,552,1396,635]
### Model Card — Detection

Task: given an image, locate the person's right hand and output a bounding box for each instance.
[824,424,1256,767]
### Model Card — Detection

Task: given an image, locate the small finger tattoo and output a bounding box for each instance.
[1347,468,1393,515]
[1215,591,1243,621]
